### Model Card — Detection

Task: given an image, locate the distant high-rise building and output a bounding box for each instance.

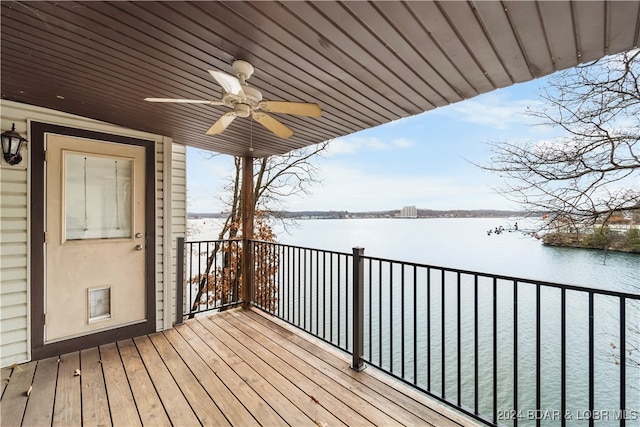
[399,205,417,218]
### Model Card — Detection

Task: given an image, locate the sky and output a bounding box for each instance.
[186,77,562,214]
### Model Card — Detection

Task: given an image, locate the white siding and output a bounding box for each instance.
[156,141,165,330]
[0,100,185,367]
[170,144,187,327]
[1,110,29,367]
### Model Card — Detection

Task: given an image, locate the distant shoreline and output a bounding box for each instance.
[188,209,526,220]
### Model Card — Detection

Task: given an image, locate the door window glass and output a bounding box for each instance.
[65,152,132,240]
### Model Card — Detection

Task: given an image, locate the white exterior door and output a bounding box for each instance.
[45,134,147,343]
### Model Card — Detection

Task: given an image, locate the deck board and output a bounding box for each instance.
[148,331,230,426]
[100,342,142,426]
[80,347,111,426]
[53,352,82,426]
[1,361,36,427]
[0,309,475,426]
[1,366,10,397]
[22,357,57,426]
[133,335,201,426]
[165,327,248,426]
[116,339,170,426]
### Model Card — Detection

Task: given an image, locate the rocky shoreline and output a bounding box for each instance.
[542,229,640,253]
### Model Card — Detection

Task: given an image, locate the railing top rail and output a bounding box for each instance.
[185,238,242,244]
[250,239,353,257]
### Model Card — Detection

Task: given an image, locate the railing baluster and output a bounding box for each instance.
[198,242,203,311]
[514,280,519,427]
[297,247,301,327]
[323,251,327,340]
[536,284,541,427]
[474,274,479,415]
[561,288,565,427]
[427,266,431,392]
[620,296,626,427]
[401,264,405,378]
[390,262,394,373]
[457,271,461,406]
[493,277,497,425]
[442,269,446,398]
[289,246,293,322]
[379,259,382,367]
[369,259,373,362]
[316,250,319,335]
[236,241,240,304]
[413,265,417,385]
[589,292,594,427]
[303,248,307,330]
[338,254,341,347]
[214,246,219,305]
[346,254,350,351]
[330,253,334,344]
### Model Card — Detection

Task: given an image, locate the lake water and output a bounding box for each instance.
[267,217,639,294]
[188,217,640,425]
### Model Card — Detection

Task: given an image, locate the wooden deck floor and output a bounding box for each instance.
[1,308,475,426]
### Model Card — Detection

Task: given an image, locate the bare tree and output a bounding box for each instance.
[213,140,331,240]
[189,141,331,315]
[484,49,640,231]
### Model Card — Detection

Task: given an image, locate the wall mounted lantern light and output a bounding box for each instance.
[2,123,27,165]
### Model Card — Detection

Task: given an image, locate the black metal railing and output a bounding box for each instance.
[249,240,640,427]
[252,241,354,353]
[177,238,243,319]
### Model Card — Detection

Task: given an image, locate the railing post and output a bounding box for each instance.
[242,239,254,309]
[175,237,185,325]
[352,247,365,371]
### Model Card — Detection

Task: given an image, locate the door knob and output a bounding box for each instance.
[135,244,143,251]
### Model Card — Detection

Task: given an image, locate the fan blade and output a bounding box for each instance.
[251,112,294,139]
[144,98,224,105]
[259,101,322,117]
[206,112,237,135]
[208,70,244,97]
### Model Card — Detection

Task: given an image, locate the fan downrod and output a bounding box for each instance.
[232,60,255,83]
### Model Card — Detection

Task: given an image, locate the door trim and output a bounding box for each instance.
[30,122,156,360]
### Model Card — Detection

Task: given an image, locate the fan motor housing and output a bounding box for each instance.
[234,103,251,118]
[222,85,262,110]
[242,86,262,107]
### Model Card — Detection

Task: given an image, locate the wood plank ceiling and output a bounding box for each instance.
[2,1,639,157]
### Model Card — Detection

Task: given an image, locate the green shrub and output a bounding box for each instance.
[585,226,611,248]
[627,227,640,252]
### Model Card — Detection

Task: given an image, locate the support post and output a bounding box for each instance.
[241,155,255,309]
[352,247,365,371]
[175,237,185,325]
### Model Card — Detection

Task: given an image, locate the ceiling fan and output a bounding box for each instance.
[145,60,322,139]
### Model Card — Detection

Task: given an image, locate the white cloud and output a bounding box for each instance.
[441,93,544,130]
[326,135,415,156]
[392,138,414,148]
